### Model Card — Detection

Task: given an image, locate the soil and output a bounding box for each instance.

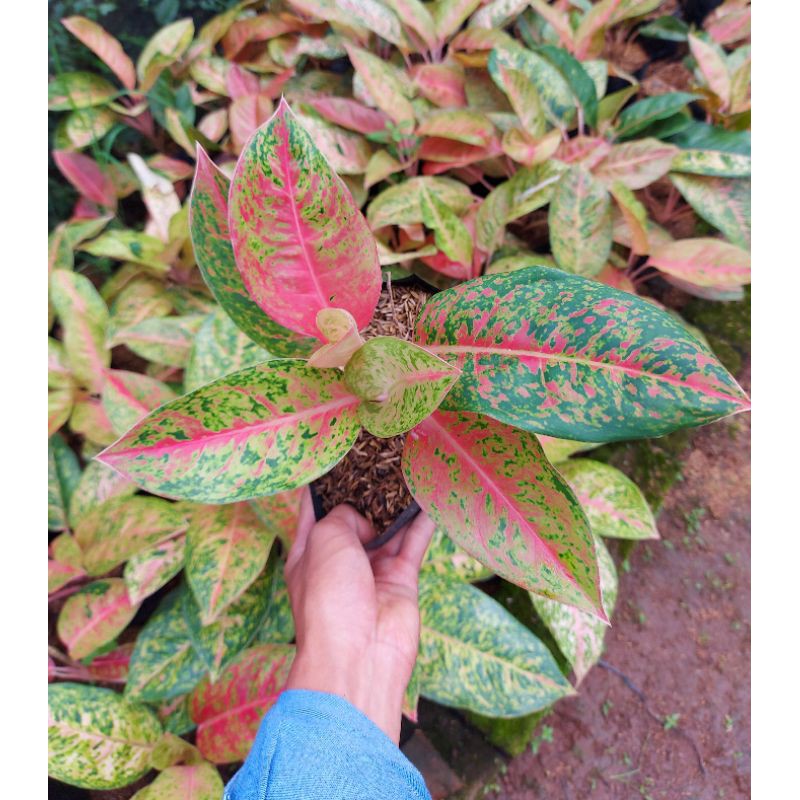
[492,364,751,800]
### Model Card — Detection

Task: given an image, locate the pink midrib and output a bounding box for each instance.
[58,277,106,392]
[106,372,150,415]
[421,413,594,605]
[425,344,748,406]
[64,590,132,653]
[103,394,360,460]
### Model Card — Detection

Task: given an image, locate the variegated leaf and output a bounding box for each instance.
[506,160,567,221]
[538,436,600,463]
[615,92,698,140]
[647,237,750,288]
[189,149,315,358]
[189,644,295,763]
[75,495,188,576]
[556,135,612,169]
[609,182,650,255]
[502,126,561,167]
[420,184,474,267]
[386,0,438,51]
[418,572,573,716]
[49,388,72,436]
[470,0,529,30]
[229,93,275,151]
[669,174,751,249]
[293,110,372,175]
[255,558,295,644]
[534,44,598,129]
[124,537,186,605]
[48,683,162,790]
[137,19,194,91]
[183,569,273,681]
[414,268,750,440]
[61,16,137,89]
[49,434,81,531]
[491,64,546,139]
[593,139,679,190]
[229,100,381,337]
[102,370,177,436]
[54,107,117,149]
[82,230,167,271]
[417,110,495,146]
[127,154,181,243]
[186,503,276,625]
[98,361,362,503]
[404,410,602,614]
[549,166,612,277]
[130,763,224,800]
[69,460,136,528]
[249,488,304,550]
[113,315,205,368]
[126,589,207,703]
[51,531,84,570]
[421,527,492,582]
[557,458,658,540]
[345,337,460,437]
[688,32,731,107]
[305,96,388,135]
[49,270,110,394]
[156,695,196,737]
[531,535,618,685]
[432,0,482,42]
[108,277,173,336]
[365,151,403,189]
[413,63,467,107]
[367,176,474,229]
[52,150,117,209]
[671,148,751,178]
[70,398,117,447]
[57,578,138,659]
[87,643,135,683]
[184,309,273,393]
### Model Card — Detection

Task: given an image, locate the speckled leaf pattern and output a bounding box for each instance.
[531,535,618,685]
[367,176,474,229]
[48,683,162,790]
[670,148,751,177]
[189,147,316,357]
[87,643,135,682]
[432,0,482,41]
[419,184,474,268]
[492,64,545,139]
[421,527,492,582]
[417,572,573,717]
[647,237,750,288]
[126,589,207,703]
[229,100,380,337]
[75,495,188,576]
[669,174,750,249]
[593,139,679,190]
[609,182,650,255]
[137,18,194,91]
[292,110,372,176]
[50,270,110,394]
[414,268,749,441]
[186,503,276,625]
[129,763,224,800]
[184,309,273,393]
[417,110,494,146]
[49,434,82,531]
[189,644,295,763]
[183,568,273,681]
[506,160,567,222]
[82,230,167,271]
[156,695,196,737]
[345,337,460,438]
[255,558,295,644]
[98,361,361,503]
[114,315,205,368]
[404,410,602,614]
[58,578,138,659]
[549,166,612,278]
[68,460,136,528]
[124,537,186,605]
[534,44,598,129]
[249,487,304,550]
[556,458,658,540]
[102,369,177,436]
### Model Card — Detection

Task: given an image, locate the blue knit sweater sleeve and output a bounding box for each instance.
[223,690,432,800]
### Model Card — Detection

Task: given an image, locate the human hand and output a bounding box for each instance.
[284,491,435,743]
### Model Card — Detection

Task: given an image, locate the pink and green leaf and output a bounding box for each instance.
[413,63,467,107]
[49,434,82,531]
[367,176,474,229]
[124,536,186,605]
[130,763,224,800]
[98,361,362,503]
[249,488,304,550]
[113,315,205,367]
[688,32,731,107]
[61,16,137,89]
[228,100,381,338]
[593,139,679,190]
[87,643,135,683]
[417,110,495,146]
[403,410,603,615]
[68,460,136,528]
[646,237,750,288]
[70,398,117,446]
[102,369,177,436]
[414,268,750,441]
[305,96,389,135]
[420,184,474,267]
[48,71,117,110]
[670,148,751,178]
[345,337,460,437]
[308,308,365,368]
[609,181,650,255]
[189,644,294,763]
[52,150,118,210]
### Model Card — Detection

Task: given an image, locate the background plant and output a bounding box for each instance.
[48,1,750,794]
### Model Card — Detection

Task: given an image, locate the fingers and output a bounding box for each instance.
[322,504,375,545]
[397,512,435,572]
[286,488,315,576]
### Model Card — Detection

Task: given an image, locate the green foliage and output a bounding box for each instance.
[48,0,750,791]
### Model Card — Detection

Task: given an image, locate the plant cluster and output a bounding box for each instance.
[48,0,750,795]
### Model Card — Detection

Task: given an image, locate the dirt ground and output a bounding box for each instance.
[494,367,751,800]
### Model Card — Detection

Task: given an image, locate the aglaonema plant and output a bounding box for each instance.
[98,100,748,618]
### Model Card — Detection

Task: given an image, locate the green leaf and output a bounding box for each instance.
[248,488,304,551]
[647,237,750,288]
[81,229,168,271]
[420,184,474,267]
[615,92,699,140]
[670,148,751,178]
[49,270,110,394]
[404,410,603,615]
[48,683,162,789]
[124,536,186,605]
[531,535,618,684]
[255,558,295,644]
[414,268,749,441]
[344,337,460,437]
[75,495,188,576]
[49,434,81,531]
[506,160,567,221]
[108,277,173,337]
[638,16,689,41]
[557,459,658,540]
[57,578,138,659]
[49,71,118,110]
[68,460,136,528]
[669,174,750,249]
[667,120,750,155]
[189,147,315,360]
[189,644,295,763]
[126,589,207,702]
[549,166,612,277]
[186,503,276,625]
[54,107,117,149]
[417,572,574,717]
[432,0,482,42]
[137,18,194,91]
[102,369,178,436]
[184,308,273,393]
[98,361,362,503]
[130,762,224,800]
[538,436,599,463]
[490,63,546,139]
[367,176,474,229]
[421,527,492,582]
[535,44,598,129]
[113,315,205,367]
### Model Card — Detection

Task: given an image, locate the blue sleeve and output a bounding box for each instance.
[223,689,432,800]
